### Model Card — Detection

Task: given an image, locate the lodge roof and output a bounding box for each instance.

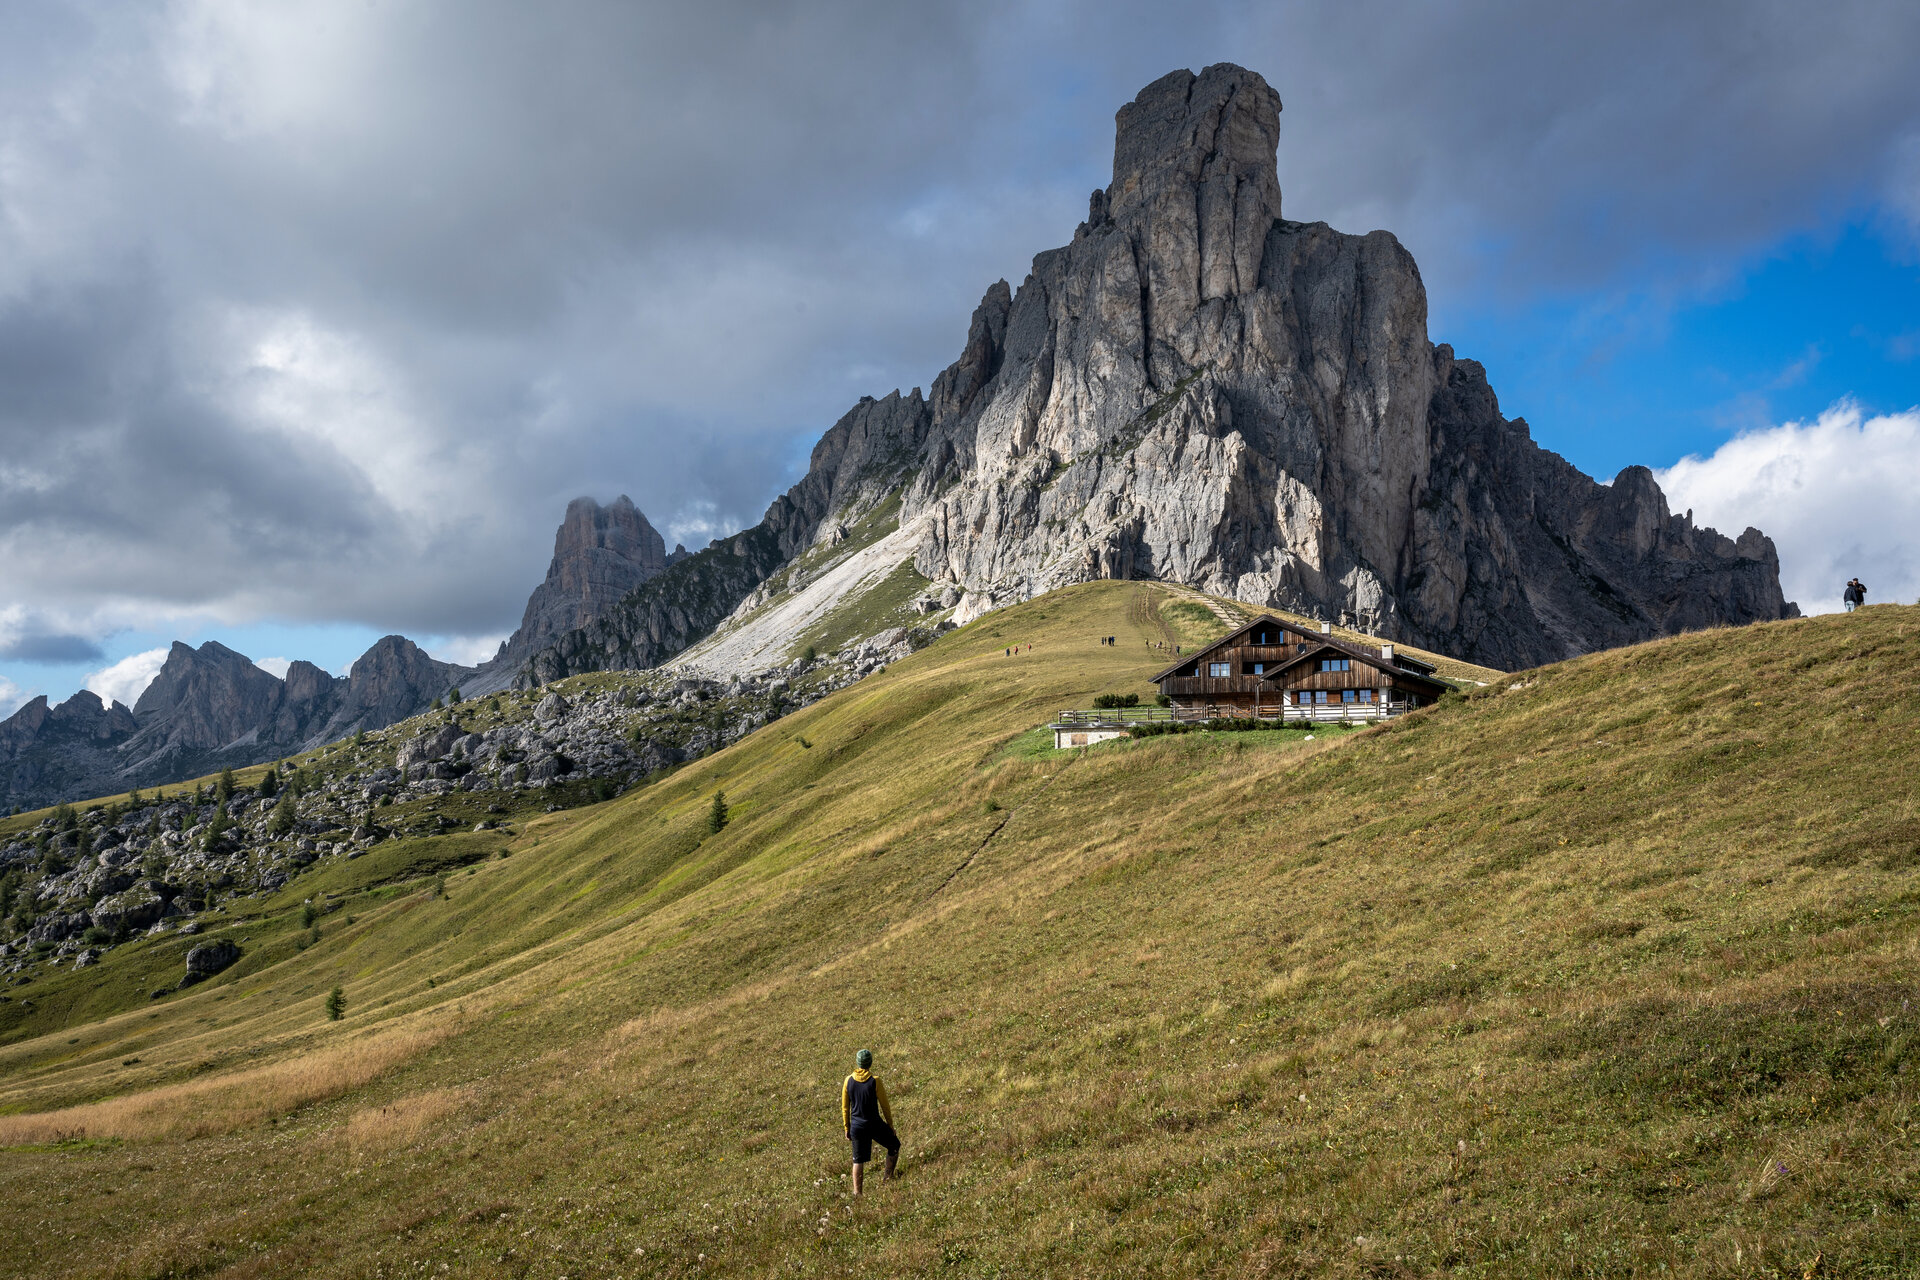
[1147,613,1440,683]
[1256,642,1450,698]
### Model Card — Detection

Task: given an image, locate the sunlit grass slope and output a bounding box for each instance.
[3,585,1919,1278]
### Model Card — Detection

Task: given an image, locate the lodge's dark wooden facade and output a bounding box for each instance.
[1150,615,1449,715]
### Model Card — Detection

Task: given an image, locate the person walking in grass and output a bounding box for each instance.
[841,1048,899,1196]
[1844,577,1866,612]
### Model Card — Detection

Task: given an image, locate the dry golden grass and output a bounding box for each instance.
[0,1024,451,1144]
[335,1085,469,1153]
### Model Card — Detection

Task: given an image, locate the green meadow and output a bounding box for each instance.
[2,581,1917,1278]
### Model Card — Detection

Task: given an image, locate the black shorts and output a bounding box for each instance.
[848,1121,900,1164]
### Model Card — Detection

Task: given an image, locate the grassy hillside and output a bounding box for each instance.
[1,583,1917,1278]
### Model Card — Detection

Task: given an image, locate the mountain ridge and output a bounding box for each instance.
[519,62,1795,683]
[0,495,683,810]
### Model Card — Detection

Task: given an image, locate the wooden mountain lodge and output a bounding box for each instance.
[1149,615,1449,718]
[1051,616,1454,748]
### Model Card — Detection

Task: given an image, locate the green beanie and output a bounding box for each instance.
[855,1049,873,1069]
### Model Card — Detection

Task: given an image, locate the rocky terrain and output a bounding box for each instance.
[0,625,929,987]
[519,62,1796,684]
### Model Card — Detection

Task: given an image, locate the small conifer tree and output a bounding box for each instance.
[203,802,231,850]
[325,987,345,1021]
[258,765,279,798]
[301,901,318,928]
[268,790,296,837]
[707,790,729,834]
[448,687,462,704]
[217,767,235,801]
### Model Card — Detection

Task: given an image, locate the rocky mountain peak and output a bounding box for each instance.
[467,495,687,688]
[1106,63,1284,230]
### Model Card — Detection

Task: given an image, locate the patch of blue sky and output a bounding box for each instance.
[1433,221,1920,482]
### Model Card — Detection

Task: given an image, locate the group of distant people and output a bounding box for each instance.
[1844,577,1867,612]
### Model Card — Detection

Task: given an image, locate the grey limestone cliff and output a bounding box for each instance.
[523,62,1793,682]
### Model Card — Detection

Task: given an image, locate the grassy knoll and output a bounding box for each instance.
[2,586,1918,1277]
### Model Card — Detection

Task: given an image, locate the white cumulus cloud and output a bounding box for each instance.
[85,648,172,711]
[252,656,292,678]
[1656,401,1920,615]
[0,676,29,719]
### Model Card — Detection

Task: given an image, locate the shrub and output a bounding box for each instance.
[448,687,462,704]
[82,925,111,946]
[300,902,318,929]
[1155,694,1172,707]
[798,645,816,665]
[325,987,345,1021]
[707,791,729,834]
[430,697,443,712]
[1092,693,1141,709]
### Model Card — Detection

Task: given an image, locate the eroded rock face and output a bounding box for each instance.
[520,62,1793,678]
[486,497,686,678]
[892,63,1797,662]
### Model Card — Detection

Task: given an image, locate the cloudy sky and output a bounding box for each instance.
[2,1,1917,715]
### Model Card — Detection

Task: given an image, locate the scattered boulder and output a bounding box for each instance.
[179,938,240,987]
[534,692,570,724]
[397,722,463,769]
[90,885,168,936]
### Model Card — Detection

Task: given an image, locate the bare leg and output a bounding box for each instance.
[851,1161,864,1197]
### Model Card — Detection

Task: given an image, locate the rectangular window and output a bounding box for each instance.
[1317,658,1351,672]
[1341,689,1357,703]
[1208,662,1230,677]
[1357,688,1373,703]
[1249,662,1264,675]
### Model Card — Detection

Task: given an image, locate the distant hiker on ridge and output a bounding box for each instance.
[841,1048,900,1196]
[1844,578,1866,612]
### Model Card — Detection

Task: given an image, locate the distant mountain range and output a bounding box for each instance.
[0,495,685,811]
[2,62,1800,811]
